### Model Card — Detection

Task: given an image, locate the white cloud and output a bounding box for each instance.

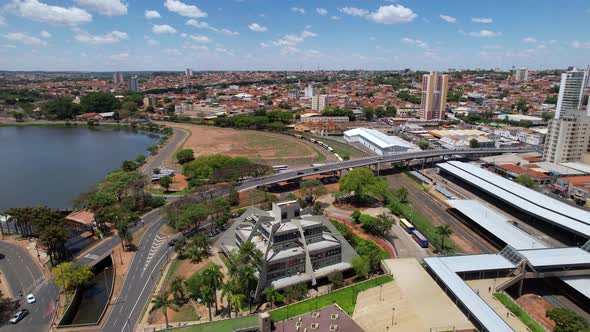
[291,7,305,14]
[330,16,340,20]
[6,0,92,26]
[152,24,176,34]
[74,0,127,16]
[183,43,208,51]
[163,48,181,56]
[572,41,590,49]
[215,47,234,56]
[1,44,17,48]
[272,30,317,47]
[522,37,537,43]
[248,23,267,32]
[109,52,128,61]
[0,16,5,26]
[316,8,327,15]
[145,10,161,19]
[219,29,239,36]
[75,30,128,44]
[40,30,51,38]
[339,5,416,24]
[186,20,238,36]
[439,14,456,23]
[259,42,270,48]
[188,34,210,43]
[3,32,47,46]
[164,0,207,18]
[462,30,501,37]
[401,37,428,48]
[144,35,158,46]
[472,17,493,23]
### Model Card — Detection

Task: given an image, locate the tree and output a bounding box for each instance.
[80,92,120,114]
[341,151,351,161]
[201,264,223,313]
[121,160,138,172]
[264,286,283,310]
[359,213,394,236]
[469,138,480,148]
[284,283,307,303]
[159,176,173,192]
[135,154,146,165]
[169,276,186,303]
[417,141,429,150]
[150,292,178,329]
[362,107,375,121]
[351,210,361,223]
[435,225,453,252]
[394,187,408,203]
[176,149,195,164]
[514,174,535,188]
[328,272,344,289]
[300,179,327,204]
[546,308,590,332]
[53,262,93,292]
[221,281,238,318]
[41,97,81,119]
[352,256,370,279]
[339,167,388,204]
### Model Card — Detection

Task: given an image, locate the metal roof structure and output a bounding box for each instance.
[518,247,590,268]
[562,276,590,299]
[424,257,514,332]
[438,254,516,273]
[447,200,547,250]
[561,162,590,174]
[437,161,590,237]
[343,128,418,150]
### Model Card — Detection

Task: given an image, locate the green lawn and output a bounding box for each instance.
[172,315,258,332]
[269,275,393,321]
[300,134,368,159]
[493,293,546,332]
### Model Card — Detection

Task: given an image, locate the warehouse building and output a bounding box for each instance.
[343,128,419,156]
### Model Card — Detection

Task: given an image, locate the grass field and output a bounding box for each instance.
[172,315,258,332]
[493,293,546,332]
[301,133,369,159]
[269,275,394,321]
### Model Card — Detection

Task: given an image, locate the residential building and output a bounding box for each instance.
[311,94,329,111]
[553,175,590,205]
[304,84,315,99]
[295,116,349,136]
[544,67,590,163]
[224,201,357,298]
[185,68,193,77]
[113,72,124,84]
[300,116,350,123]
[288,87,300,100]
[344,128,420,156]
[128,76,139,92]
[420,72,449,121]
[514,68,529,82]
[143,95,157,108]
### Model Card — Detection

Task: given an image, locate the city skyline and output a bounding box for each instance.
[0,0,590,71]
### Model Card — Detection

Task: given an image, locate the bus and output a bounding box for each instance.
[327,147,334,152]
[293,134,303,139]
[412,230,429,248]
[272,165,289,173]
[399,218,415,234]
[309,138,317,143]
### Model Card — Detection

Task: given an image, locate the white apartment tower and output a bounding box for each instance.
[311,94,328,111]
[185,68,193,77]
[304,84,315,99]
[113,72,124,84]
[128,76,139,92]
[544,67,590,163]
[514,68,529,82]
[419,72,449,121]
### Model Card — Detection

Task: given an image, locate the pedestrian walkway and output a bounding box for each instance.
[466,279,530,332]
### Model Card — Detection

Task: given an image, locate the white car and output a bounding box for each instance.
[26,294,35,304]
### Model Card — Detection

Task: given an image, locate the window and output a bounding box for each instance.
[311,323,319,329]
[331,314,339,320]
[311,312,320,318]
[329,325,338,331]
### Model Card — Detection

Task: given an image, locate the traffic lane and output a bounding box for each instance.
[0,284,58,332]
[143,128,187,175]
[0,242,45,298]
[103,219,166,331]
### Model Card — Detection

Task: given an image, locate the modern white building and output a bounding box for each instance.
[304,84,315,99]
[311,94,328,111]
[128,76,139,92]
[420,72,449,121]
[185,68,193,77]
[113,72,124,84]
[344,128,420,156]
[514,68,529,82]
[221,201,357,298]
[544,67,590,163]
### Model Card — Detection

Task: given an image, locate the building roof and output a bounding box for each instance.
[535,162,585,176]
[447,200,547,250]
[560,175,590,186]
[423,257,514,332]
[273,305,365,332]
[518,247,590,268]
[496,163,550,179]
[560,162,590,175]
[438,254,516,272]
[65,209,95,225]
[437,161,590,237]
[561,276,590,301]
[344,128,417,150]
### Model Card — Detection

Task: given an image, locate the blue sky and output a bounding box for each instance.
[1,0,589,71]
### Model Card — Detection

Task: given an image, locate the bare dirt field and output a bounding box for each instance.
[516,294,555,330]
[161,123,327,167]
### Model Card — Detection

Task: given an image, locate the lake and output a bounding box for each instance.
[0,126,160,211]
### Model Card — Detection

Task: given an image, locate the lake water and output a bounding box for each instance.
[0,126,160,211]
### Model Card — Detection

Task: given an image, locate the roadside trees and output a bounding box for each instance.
[338,167,388,205]
[150,292,178,329]
[53,262,93,292]
[159,176,173,192]
[300,179,327,204]
[175,149,195,164]
[435,225,453,252]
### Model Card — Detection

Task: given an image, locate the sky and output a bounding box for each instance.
[0,0,589,72]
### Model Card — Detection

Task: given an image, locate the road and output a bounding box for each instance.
[0,242,58,332]
[102,219,173,332]
[236,147,533,192]
[143,128,187,175]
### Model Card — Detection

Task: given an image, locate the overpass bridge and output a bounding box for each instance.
[236,147,534,192]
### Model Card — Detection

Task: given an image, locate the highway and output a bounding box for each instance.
[0,242,58,332]
[142,127,187,175]
[236,147,534,192]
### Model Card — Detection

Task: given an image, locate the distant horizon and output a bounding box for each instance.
[1,0,590,71]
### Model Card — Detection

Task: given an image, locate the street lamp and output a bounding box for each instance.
[379,285,383,301]
[392,307,395,325]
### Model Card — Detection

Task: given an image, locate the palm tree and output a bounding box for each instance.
[221,281,237,318]
[185,241,204,263]
[436,225,453,252]
[192,233,210,256]
[150,292,178,329]
[240,265,257,314]
[202,264,223,313]
[264,286,283,310]
[229,293,245,318]
[169,276,186,303]
[202,285,216,321]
